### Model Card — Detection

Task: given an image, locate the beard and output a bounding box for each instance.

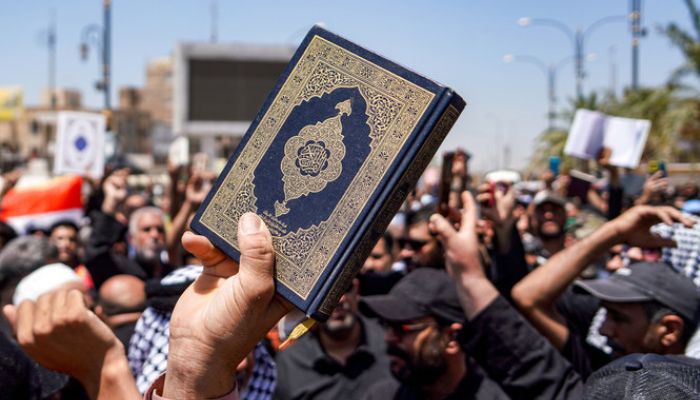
[320,304,357,340]
[386,333,447,386]
[537,222,563,240]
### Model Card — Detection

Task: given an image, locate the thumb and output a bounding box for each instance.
[237,213,276,292]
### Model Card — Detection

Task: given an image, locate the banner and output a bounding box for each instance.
[54,111,106,177]
[0,175,83,235]
[0,86,23,121]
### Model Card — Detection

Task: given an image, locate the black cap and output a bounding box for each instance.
[574,262,700,322]
[584,353,700,399]
[359,268,464,324]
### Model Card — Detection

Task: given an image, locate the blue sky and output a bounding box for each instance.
[0,1,692,171]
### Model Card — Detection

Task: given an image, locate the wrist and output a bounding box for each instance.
[163,350,236,399]
[78,342,128,399]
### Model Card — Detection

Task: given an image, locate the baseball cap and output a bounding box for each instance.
[360,268,464,324]
[574,261,700,322]
[533,190,566,209]
[584,353,700,399]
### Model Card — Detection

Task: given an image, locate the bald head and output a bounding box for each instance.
[98,275,146,316]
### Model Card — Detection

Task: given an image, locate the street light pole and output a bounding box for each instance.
[503,54,573,131]
[519,15,627,100]
[630,0,645,90]
[80,0,112,112]
[103,0,111,112]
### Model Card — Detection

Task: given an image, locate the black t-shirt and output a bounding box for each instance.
[556,286,612,379]
[362,360,509,400]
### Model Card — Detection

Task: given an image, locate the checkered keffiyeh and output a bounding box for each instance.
[128,265,277,399]
[651,215,700,286]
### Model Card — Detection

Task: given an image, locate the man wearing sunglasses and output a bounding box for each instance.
[360,268,508,399]
[398,207,445,272]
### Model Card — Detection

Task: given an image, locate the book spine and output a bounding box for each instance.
[309,90,463,320]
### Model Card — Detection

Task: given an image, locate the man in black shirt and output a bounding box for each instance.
[360,268,508,400]
[275,279,391,400]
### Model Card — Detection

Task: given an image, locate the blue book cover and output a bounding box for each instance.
[191,26,465,320]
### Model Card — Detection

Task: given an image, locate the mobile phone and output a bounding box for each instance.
[658,161,667,178]
[549,156,560,176]
[438,152,454,217]
[648,160,659,175]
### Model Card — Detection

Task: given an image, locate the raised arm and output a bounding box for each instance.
[511,205,695,350]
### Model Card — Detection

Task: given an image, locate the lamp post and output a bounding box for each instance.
[518,15,627,100]
[79,0,111,111]
[503,54,574,132]
[37,10,57,110]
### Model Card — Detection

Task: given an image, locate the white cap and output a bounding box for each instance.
[13,263,83,305]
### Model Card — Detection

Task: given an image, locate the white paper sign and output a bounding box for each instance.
[603,117,651,169]
[168,136,190,167]
[564,109,651,168]
[564,109,607,160]
[54,112,106,177]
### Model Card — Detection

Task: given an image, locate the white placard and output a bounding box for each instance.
[168,136,190,167]
[603,116,651,169]
[564,109,607,160]
[564,109,651,168]
[54,112,106,177]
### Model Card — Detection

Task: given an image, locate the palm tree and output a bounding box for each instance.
[659,0,700,84]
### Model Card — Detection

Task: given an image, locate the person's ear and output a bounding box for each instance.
[444,322,462,355]
[657,314,684,348]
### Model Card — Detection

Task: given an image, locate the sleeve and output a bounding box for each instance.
[84,210,146,288]
[145,374,239,400]
[460,295,584,400]
[607,186,623,220]
[488,225,529,301]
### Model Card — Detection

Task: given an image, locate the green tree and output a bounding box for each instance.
[659,0,700,83]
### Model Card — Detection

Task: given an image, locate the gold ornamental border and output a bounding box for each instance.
[200,35,435,299]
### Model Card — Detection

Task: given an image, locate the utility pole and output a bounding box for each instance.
[630,0,643,90]
[211,0,218,43]
[48,10,57,109]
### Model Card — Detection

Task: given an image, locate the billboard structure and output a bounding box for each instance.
[173,42,294,137]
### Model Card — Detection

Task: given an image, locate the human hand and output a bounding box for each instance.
[642,171,669,196]
[164,213,292,398]
[1,168,22,195]
[476,183,515,229]
[185,171,215,207]
[101,169,129,217]
[429,191,485,281]
[3,290,135,400]
[609,205,696,248]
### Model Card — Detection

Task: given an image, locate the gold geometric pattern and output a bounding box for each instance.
[275,99,351,217]
[199,35,435,299]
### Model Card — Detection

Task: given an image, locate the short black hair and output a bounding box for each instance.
[405,205,436,228]
[644,301,696,347]
[49,220,79,235]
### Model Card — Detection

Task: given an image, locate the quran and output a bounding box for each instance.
[191,26,465,320]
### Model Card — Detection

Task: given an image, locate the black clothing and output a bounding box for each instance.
[362,360,509,400]
[488,225,530,301]
[275,316,391,400]
[461,295,584,400]
[556,288,612,379]
[358,270,404,297]
[85,210,171,289]
[0,333,68,399]
[113,321,138,354]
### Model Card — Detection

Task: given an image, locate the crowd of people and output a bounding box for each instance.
[0,150,699,399]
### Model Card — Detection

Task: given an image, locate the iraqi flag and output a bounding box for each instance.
[0,175,83,235]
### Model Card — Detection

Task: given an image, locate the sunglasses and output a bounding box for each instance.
[382,320,433,336]
[398,237,429,251]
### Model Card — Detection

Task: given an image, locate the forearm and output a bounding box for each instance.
[455,274,499,320]
[167,200,194,259]
[81,346,140,400]
[512,222,619,310]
